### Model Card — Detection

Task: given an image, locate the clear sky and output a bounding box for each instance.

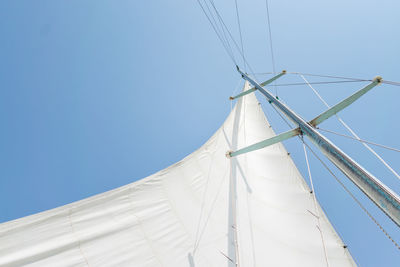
[1,0,399,266]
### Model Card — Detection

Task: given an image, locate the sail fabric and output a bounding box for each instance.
[0,83,356,267]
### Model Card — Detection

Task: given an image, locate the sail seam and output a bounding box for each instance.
[244,85,257,267]
[192,167,230,254]
[67,207,91,267]
[127,185,164,267]
[192,157,213,253]
[193,138,220,254]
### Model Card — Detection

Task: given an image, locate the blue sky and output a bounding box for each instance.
[1,0,399,265]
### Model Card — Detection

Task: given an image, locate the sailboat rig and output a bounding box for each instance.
[231,68,400,227]
[1,1,400,266]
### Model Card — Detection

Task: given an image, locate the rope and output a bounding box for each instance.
[302,142,330,267]
[317,127,400,153]
[264,0,277,96]
[234,0,246,72]
[300,74,400,181]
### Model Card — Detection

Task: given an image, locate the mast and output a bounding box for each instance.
[235,67,400,227]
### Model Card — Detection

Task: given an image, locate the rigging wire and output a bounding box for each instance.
[300,74,400,181]
[265,80,366,87]
[208,0,256,75]
[195,0,237,65]
[248,72,274,75]
[234,0,246,72]
[195,0,400,254]
[262,100,400,251]
[198,0,400,90]
[202,0,235,61]
[291,72,370,81]
[197,0,400,252]
[382,80,400,87]
[303,142,400,251]
[317,127,400,153]
[269,71,400,87]
[204,0,286,86]
[211,3,236,61]
[264,0,277,95]
[195,0,400,91]
[302,142,330,267]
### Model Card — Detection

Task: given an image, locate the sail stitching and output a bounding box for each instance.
[67,207,91,267]
[193,139,220,254]
[127,185,165,266]
[193,168,230,254]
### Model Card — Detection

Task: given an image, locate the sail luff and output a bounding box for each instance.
[237,68,400,227]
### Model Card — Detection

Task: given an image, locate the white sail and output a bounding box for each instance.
[0,83,356,266]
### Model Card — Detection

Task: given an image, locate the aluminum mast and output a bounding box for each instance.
[235,67,400,227]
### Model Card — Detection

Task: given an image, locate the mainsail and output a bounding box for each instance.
[0,84,356,266]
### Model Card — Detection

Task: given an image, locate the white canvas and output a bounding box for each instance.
[0,83,356,266]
